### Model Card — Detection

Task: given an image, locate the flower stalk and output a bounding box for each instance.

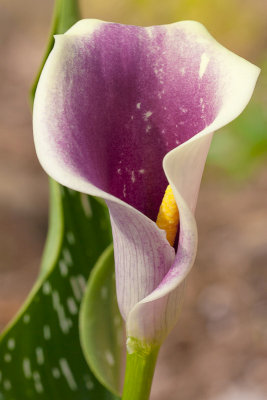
[122,338,160,400]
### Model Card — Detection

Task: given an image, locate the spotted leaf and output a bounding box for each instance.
[0,181,119,400]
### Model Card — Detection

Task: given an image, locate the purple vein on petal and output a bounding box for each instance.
[108,200,175,319]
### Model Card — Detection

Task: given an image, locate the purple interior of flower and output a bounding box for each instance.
[53,23,220,220]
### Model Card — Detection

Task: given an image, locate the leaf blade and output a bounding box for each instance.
[0,187,117,399]
[80,244,124,397]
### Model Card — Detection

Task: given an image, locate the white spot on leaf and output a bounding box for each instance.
[80,194,92,218]
[36,347,45,365]
[63,248,72,266]
[59,358,78,391]
[7,339,15,350]
[33,371,44,393]
[52,291,71,334]
[67,297,78,315]
[23,314,30,324]
[23,358,31,379]
[43,325,51,340]
[4,354,11,363]
[52,368,61,379]
[67,232,75,245]
[59,260,68,277]
[77,275,87,293]
[84,374,94,390]
[3,380,11,391]
[101,286,108,299]
[105,350,115,366]
[70,276,83,301]
[43,281,51,295]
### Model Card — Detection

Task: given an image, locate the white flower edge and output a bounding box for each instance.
[33,19,260,345]
[127,50,260,343]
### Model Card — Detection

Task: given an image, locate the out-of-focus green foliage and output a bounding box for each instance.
[208,102,267,178]
[208,57,267,178]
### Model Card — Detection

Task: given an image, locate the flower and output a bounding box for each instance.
[33,19,259,346]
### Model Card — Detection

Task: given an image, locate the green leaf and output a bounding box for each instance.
[39,179,64,277]
[0,1,120,399]
[0,182,118,399]
[56,0,81,34]
[80,245,124,397]
[30,0,81,104]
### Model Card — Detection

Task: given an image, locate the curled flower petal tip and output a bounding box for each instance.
[33,19,260,344]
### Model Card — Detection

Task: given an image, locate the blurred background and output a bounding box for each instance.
[0,0,266,399]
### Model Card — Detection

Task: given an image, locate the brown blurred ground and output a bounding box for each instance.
[153,169,267,400]
[0,1,267,399]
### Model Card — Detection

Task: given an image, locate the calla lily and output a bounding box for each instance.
[33,19,259,347]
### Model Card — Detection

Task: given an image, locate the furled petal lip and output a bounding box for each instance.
[34,81,260,226]
[34,92,259,231]
[33,19,260,222]
[33,19,260,342]
[125,61,260,342]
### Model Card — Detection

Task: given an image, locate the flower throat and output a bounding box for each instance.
[156,185,179,247]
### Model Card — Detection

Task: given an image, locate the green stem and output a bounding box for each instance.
[122,338,160,400]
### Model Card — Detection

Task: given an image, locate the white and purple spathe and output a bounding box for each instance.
[33,19,260,345]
